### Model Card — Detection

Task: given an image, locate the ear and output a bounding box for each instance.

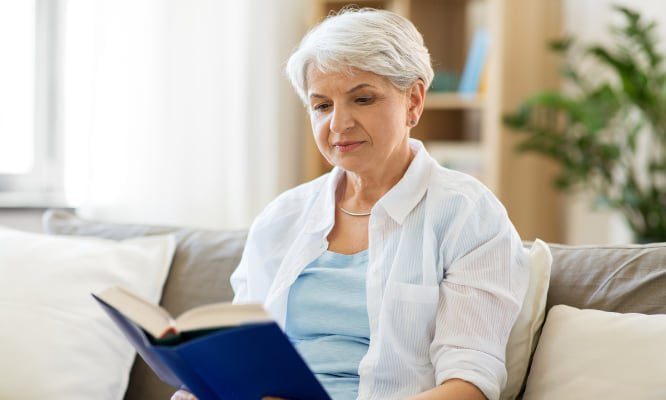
[406,79,426,128]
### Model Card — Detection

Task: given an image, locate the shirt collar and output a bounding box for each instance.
[303,167,344,234]
[377,139,433,224]
[303,138,434,233]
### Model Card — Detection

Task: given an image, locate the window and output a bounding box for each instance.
[0,0,64,203]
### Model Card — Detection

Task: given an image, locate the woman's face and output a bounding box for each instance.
[306,65,420,178]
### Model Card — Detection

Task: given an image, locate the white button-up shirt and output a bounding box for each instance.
[230,139,529,400]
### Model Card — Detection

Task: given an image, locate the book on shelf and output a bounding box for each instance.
[92,285,331,400]
[458,28,490,94]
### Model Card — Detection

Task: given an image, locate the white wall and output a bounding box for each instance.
[562,0,666,244]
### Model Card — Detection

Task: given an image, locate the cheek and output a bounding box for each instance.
[386,104,409,133]
[373,110,403,137]
[311,116,329,143]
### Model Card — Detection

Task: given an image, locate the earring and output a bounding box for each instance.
[410,120,416,126]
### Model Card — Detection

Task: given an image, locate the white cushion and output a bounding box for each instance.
[523,304,666,400]
[0,226,175,400]
[501,239,551,400]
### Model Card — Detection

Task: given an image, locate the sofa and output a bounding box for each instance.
[2,209,666,400]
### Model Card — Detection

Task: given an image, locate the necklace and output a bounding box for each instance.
[339,206,371,217]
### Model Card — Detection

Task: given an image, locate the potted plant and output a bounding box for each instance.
[503,6,666,242]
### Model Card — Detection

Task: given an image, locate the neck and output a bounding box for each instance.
[339,145,414,212]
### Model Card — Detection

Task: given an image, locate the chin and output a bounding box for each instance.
[336,160,372,175]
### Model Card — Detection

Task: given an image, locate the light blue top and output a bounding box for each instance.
[285,249,370,400]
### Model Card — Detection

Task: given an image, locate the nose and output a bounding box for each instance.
[329,105,354,134]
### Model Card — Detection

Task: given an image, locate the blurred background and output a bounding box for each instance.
[1,0,664,245]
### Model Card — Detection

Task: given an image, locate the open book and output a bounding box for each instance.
[94,285,271,342]
[93,285,331,400]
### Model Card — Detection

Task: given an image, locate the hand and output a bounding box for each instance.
[405,379,486,400]
[171,389,198,400]
[171,390,288,400]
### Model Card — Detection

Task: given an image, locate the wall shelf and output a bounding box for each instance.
[424,92,485,110]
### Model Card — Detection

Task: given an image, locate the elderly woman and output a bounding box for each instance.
[173,7,528,400]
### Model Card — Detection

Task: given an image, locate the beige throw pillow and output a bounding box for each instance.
[501,239,552,400]
[523,304,666,400]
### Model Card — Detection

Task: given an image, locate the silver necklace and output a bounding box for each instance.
[339,206,371,217]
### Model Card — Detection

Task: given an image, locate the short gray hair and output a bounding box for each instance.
[286,8,434,105]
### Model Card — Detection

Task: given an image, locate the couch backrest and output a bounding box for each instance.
[546,242,666,315]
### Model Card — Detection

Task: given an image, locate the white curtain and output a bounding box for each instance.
[63,0,306,230]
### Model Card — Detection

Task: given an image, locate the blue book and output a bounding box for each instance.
[458,28,490,94]
[93,286,331,400]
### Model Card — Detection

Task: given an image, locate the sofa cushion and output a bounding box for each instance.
[0,225,175,400]
[522,304,666,400]
[43,209,247,400]
[546,242,666,315]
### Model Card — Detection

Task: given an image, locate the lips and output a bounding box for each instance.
[333,141,363,152]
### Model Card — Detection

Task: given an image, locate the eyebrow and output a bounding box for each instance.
[309,83,377,100]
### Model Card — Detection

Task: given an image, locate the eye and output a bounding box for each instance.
[356,96,374,105]
[313,102,331,112]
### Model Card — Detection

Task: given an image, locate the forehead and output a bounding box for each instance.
[306,64,393,96]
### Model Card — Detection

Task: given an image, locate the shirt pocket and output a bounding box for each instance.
[382,282,439,365]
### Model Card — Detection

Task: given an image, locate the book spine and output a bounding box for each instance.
[458,28,490,94]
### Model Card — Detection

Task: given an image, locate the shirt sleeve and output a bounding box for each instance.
[430,191,529,400]
[229,201,276,305]
[229,233,252,304]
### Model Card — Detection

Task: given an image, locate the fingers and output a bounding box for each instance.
[171,389,198,400]
[171,390,283,400]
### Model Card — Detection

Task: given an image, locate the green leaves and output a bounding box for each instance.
[503,6,666,241]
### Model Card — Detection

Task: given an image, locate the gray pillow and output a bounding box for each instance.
[43,209,248,400]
